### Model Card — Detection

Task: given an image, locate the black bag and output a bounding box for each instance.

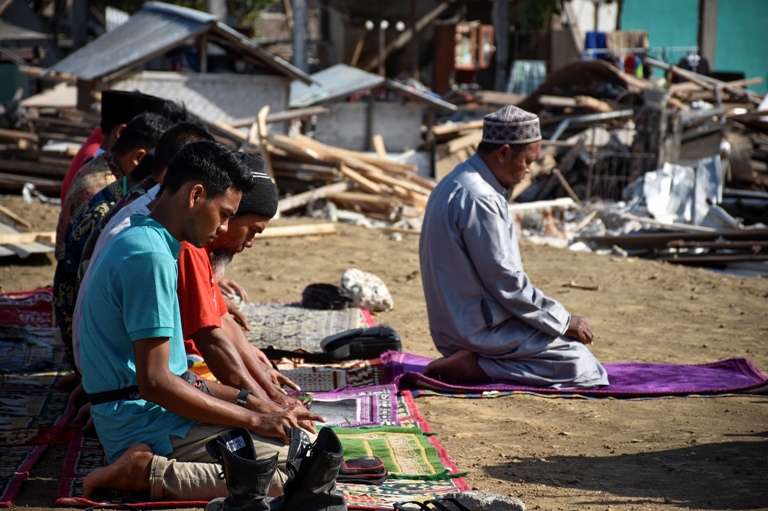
[301,284,351,310]
[337,456,388,485]
[261,325,401,363]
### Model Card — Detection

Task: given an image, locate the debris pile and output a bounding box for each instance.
[0,91,97,195]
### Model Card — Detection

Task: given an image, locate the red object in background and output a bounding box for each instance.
[433,22,495,95]
[0,287,54,327]
[60,126,103,202]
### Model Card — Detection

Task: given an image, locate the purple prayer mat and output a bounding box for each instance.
[381,351,768,397]
[309,384,400,427]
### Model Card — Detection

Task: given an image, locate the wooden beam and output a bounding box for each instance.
[432,119,484,137]
[277,181,350,213]
[257,105,275,181]
[339,164,386,194]
[258,223,337,239]
[0,231,56,244]
[0,128,39,143]
[372,134,387,159]
[212,120,260,147]
[229,106,331,128]
[0,204,34,230]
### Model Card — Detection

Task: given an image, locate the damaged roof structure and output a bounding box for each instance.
[290,63,456,153]
[44,1,312,123]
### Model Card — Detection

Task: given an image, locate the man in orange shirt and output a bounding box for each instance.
[177,153,307,418]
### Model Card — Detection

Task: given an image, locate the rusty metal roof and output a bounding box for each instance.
[290,63,456,111]
[46,2,311,83]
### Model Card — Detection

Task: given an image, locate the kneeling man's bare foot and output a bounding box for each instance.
[424,349,491,383]
[83,443,153,499]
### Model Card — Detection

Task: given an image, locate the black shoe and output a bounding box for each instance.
[205,427,278,511]
[270,427,347,511]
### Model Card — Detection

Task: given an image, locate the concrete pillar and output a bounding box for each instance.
[699,0,717,67]
[292,0,308,73]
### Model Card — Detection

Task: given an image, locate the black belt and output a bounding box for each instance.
[87,371,209,406]
[88,385,141,405]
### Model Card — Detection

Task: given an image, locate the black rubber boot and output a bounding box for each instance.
[205,427,278,511]
[270,427,347,511]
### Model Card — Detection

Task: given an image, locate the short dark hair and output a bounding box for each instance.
[164,141,255,199]
[162,100,205,127]
[111,113,172,157]
[152,122,214,178]
[477,141,528,158]
[127,151,155,182]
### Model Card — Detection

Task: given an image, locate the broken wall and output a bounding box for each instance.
[113,71,290,128]
[314,101,423,152]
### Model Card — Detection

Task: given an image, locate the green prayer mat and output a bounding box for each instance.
[328,425,456,481]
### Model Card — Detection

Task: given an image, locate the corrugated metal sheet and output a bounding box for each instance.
[46,2,311,83]
[290,64,384,108]
[290,64,457,112]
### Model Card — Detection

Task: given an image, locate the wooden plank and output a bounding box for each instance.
[0,231,55,244]
[372,134,387,160]
[213,120,261,148]
[257,105,275,181]
[432,119,484,137]
[0,204,33,230]
[18,65,78,83]
[539,95,578,107]
[0,128,39,143]
[0,159,69,177]
[258,223,337,239]
[446,130,482,154]
[328,191,399,206]
[277,181,350,213]
[230,106,331,127]
[575,95,613,113]
[339,165,386,195]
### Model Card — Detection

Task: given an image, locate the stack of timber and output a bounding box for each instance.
[211,111,433,226]
[0,101,98,195]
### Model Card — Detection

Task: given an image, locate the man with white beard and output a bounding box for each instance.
[175,153,310,418]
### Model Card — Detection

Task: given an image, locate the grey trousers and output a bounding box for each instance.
[148,423,297,501]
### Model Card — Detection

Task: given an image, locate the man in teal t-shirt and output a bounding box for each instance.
[78,141,321,501]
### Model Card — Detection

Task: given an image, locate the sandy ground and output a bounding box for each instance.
[2,195,767,511]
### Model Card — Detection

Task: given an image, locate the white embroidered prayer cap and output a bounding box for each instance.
[481,105,542,145]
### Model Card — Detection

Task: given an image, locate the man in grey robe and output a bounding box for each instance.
[419,105,608,389]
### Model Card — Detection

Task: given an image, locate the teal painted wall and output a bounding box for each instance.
[715,0,768,93]
[619,0,700,48]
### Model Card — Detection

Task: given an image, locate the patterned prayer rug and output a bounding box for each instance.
[310,384,400,428]
[0,445,48,508]
[0,326,64,374]
[188,356,393,392]
[54,393,469,509]
[0,347,74,507]
[0,287,54,328]
[384,351,768,398]
[241,302,375,352]
[275,357,393,392]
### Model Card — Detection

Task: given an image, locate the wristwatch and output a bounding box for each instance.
[236,388,251,408]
